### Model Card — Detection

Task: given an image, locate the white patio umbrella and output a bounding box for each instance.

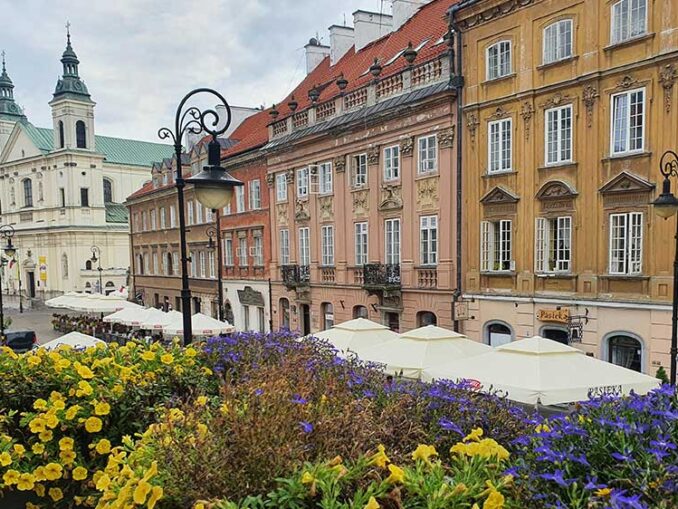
[68,294,142,314]
[40,331,106,350]
[358,325,491,379]
[163,313,235,337]
[307,318,398,355]
[121,307,168,328]
[422,336,661,406]
[103,307,146,324]
[139,310,182,331]
[45,292,83,309]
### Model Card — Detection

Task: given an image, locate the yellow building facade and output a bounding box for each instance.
[454,0,678,374]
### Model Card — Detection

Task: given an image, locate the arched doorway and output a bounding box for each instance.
[485,321,513,347]
[300,303,311,336]
[353,305,368,319]
[541,326,569,345]
[607,334,643,372]
[417,311,437,327]
[279,298,290,329]
[224,301,234,325]
[321,302,334,330]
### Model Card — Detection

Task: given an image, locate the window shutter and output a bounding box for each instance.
[557,216,572,272]
[629,212,643,274]
[481,221,490,272]
[501,220,512,269]
[535,218,546,273]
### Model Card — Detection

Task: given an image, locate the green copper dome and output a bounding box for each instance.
[53,28,92,102]
[0,52,27,121]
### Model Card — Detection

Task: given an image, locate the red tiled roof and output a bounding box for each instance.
[220,109,271,159]
[127,180,155,200]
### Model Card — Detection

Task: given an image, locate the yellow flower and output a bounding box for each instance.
[3,469,19,485]
[141,350,156,361]
[301,471,315,484]
[31,443,45,454]
[39,430,54,442]
[201,367,213,376]
[0,451,12,466]
[33,466,46,482]
[76,362,94,379]
[16,472,35,491]
[52,400,66,411]
[13,444,25,457]
[411,444,438,463]
[76,380,94,397]
[133,480,153,504]
[72,466,88,481]
[160,353,174,365]
[27,356,41,367]
[65,405,81,420]
[48,487,64,502]
[33,399,48,410]
[44,462,63,481]
[148,486,164,509]
[94,401,111,416]
[464,428,484,442]
[452,483,468,495]
[483,488,505,509]
[34,483,45,497]
[59,437,75,451]
[364,496,380,509]
[95,473,111,491]
[44,413,59,429]
[219,402,229,415]
[369,444,390,468]
[185,347,197,357]
[95,439,112,455]
[194,504,206,509]
[196,395,208,406]
[85,416,103,433]
[535,424,551,433]
[59,449,76,464]
[595,488,612,498]
[385,464,405,484]
[28,417,46,434]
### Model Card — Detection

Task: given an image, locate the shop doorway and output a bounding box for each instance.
[300,304,311,336]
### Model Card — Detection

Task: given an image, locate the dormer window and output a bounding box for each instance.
[486,41,512,81]
[611,0,647,44]
[543,20,573,64]
[76,120,86,149]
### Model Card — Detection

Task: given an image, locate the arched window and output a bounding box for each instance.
[137,254,144,275]
[224,301,234,325]
[105,281,115,295]
[58,121,65,148]
[76,121,87,149]
[417,311,437,327]
[85,260,92,271]
[22,179,33,208]
[166,253,173,276]
[322,302,334,330]
[485,321,513,347]
[85,282,92,294]
[607,334,643,372]
[353,305,369,319]
[103,179,113,203]
[61,253,69,279]
[279,298,290,329]
[541,326,569,345]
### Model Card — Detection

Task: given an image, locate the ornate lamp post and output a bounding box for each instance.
[652,150,678,385]
[206,212,224,322]
[158,89,243,344]
[90,245,104,294]
[0,225,15,341]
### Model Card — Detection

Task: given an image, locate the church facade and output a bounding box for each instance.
[0,33,172,300]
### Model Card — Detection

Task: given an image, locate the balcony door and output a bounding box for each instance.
[300,304,311,336]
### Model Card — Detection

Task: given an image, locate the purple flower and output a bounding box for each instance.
[538,469,573,487]
[254,388,264,396]
[438,418,463,436]
[609,490,647,509]
[290,394,307,404]
[299,421,314,434]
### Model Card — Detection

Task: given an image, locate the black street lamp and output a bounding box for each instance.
[0,225,15,342]
[206,212,224,322]
[652,149,678,385]
[158,88,243,344]
[90,245,104,294]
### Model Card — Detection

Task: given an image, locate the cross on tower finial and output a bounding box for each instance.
[1,50,5,73]
[66,21,71,43]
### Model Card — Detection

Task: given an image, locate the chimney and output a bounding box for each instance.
[391,0,432,31]
[329,25,355,65]
[304,38,330,74]
[353,10,393,52]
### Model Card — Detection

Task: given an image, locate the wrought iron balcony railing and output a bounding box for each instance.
[281,265,310,288]
[362,263,401,290]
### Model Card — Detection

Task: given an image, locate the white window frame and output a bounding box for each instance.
[321,225,334,266]
[488,118,513,173]
[253,234,263,266]
[279,229,290,265]
[611,88,645,156]
[238,237,248,267]
[170,206,176,228]
[298,227,311,266]
[486,40,512,81]
[249,179,262,210]
[199,251,206,278]
[608,212,643,275]
[480,220,513,272]
[611,0,647,45]
[418,135,438,174]
[196,202,204,224]
[152,253,158,275]
[297,167,310,198]
[545,105,573,165]
[150,209,157,230]
[385,218,401,265]
[224,238,234,266]
[383,145,400,181]
[352,154,367,188]
[141,211,148,231]
[535,216,572,273]
[543,19,573,64]
[172,252,179,275]
[276,173,288,202]
[208,251,216,279]
[318,162,333,195]
[187,200,194,225]
[235,186,246,213]
[355,222,368,266]
[420,215,438,266]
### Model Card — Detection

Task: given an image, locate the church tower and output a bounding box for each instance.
[49,25,96,152]
[0,52,26,154]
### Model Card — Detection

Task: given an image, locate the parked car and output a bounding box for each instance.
[3,330,37,353]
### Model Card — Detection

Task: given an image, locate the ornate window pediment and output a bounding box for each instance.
[599,171,654,195]
[536,180,578,200]
[480,186,520,205]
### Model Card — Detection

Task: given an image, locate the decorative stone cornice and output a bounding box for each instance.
[456,0,536,31]
[265,173,275,188]
[285,170,294,184]
[536,180,578,201]
[379,185,403,211]
[466,112,480,144]
[480,185,520,205]
[582,84,599,128]
[295,199,310,222]
[659,63,677,113]
[487,106,510,121]
[437,127,455,148]
[614,75,639,91]
[520,102,534,140]
[400,136,414,157]
[367,146,380,166]
[333,156,346,173]
[599,171,655,195]
[539,92,572,110]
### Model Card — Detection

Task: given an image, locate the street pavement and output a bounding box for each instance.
[5,308,60,344]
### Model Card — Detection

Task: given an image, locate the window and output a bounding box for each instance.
[253,234,263,266]
[258,307,265,333]
[385,218,401,265]
[224,238,234,266]
[187,200,194,225]
[144,253,150,277]
[420,216,438,266]
[150,209,157,230]
[486,322,512,347]
[611,88,645,155]
[418,135,437,174]
[162,173,169,186]
[611,0,647,44]
[200,252,206,278]
[545,105,573,165]
[488,119,512,173]
[238,237,248,267]
[608,334,642,372]
[353,305,369,319]
[481,220,513,272]
[61,254,68,279]
[223,202,231,215]
[80,188,89,207]
[235,186,246,213]
[205,208,213,223]
[298,227,310,266]
[279,298,290,328]
[383,145,400,181]
[22,179,33,208]
[189,251,197,277]
[543,19,573,64]
[352,154,367,187]
[322,302,334,330]
[141,211,148,231]
[354,222,368,266]
[486,40,512,80]
[417,311,437,327]
[535,216,572,273]
[208,251,216,278]
[165,253,172,276]
[279,229,290,265]
[296,167,310,198]
[276,173,288,202]
[103,179,113,203]
[319,162,332,194]
[76,120,87,149]
[249,179,262,209]
[59,188,65,208]
[243,305,250,330]
[321,225,334,266]
[196,202,204,224]
[172,252,179,275]
[58,121,65,148]
[609,212,643,275]
[85,260,92,271]
[170,205,176,227]
[160,207,166,229]
[152,253,158,275]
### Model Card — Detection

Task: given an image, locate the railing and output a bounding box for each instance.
[411,59,443,88]
[293,111,309,129]
[281,265,310,288]
[316,101,336,122]
[272,120,288,137]
[344,88,368,110]
[321,267,336,283]
[352,267,364,285]
[376,74,404,99]
[363,263,401,289]
[417,268,438,289]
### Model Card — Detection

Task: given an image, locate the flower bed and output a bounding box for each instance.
[0,331,674,509]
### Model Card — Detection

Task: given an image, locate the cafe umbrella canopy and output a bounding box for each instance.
[307,318,399,356]
[422,336,661,406]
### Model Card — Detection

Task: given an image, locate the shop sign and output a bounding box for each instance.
[537,308,569,324]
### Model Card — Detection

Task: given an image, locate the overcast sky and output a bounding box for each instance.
[1,0,388,142]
